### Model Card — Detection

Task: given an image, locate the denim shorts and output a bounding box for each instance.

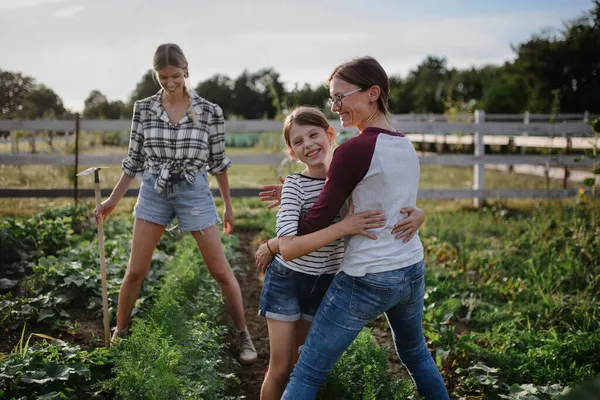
[259,258,335,322]
[133,170,221,232]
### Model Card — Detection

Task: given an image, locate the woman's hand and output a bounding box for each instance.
[94,197,118,225]
[254,242,274,273]
[223,207,234,235]
[259,176,284,209]
[339,201,386,240]
[391,207,425,242]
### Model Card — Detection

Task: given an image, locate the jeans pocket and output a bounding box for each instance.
[396,273,424,306]
[192,171,209,189]
[349,277,392,319]
[410,273,425,304]
[270,260,293,279]
[142,171,155,185]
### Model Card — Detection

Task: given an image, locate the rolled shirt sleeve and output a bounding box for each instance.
[206,104,232,175]
[121,100,146,177]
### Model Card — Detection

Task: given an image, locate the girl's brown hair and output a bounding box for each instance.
[282,107,336,156]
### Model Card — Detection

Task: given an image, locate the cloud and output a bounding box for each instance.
[53,4,83,17]
[0,0,69,10]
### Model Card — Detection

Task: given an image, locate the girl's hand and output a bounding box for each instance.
[391,207,425,242]
[339,201,386,240]
[259,176,284,209]
[254,242,274,273]
[223,207,234,235]
[94,197,117,225]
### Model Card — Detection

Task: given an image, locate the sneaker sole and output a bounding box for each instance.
[239,355,258,365]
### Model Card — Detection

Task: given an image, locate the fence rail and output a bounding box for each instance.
[0,111,598,205]
[0,188,588,200]
[0,118,595,135]
[390,111,598,122]
[0,153,595,167]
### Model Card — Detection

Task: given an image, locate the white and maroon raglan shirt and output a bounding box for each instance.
[297,127,424,277]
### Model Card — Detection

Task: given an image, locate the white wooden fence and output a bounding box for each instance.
[0,111,597,205]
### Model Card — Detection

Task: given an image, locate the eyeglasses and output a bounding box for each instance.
[328,88,363,108]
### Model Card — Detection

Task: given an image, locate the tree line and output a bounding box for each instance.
[1,1,598,121]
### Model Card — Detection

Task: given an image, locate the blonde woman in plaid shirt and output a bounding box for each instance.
[94,43,257,364]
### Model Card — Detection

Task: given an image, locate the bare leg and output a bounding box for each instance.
[261,319,296,400]
[292,319,312,366]
[191,226,246,330]
[116,218,165,330]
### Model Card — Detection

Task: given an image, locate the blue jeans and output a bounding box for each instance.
[282,260,449,400]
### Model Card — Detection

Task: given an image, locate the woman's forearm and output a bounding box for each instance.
[215,171,232,208]
[108,173,135,203]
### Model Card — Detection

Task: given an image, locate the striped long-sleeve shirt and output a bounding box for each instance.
[275,173,344,275]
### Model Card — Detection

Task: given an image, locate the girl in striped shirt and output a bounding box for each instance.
[254,107,425,399]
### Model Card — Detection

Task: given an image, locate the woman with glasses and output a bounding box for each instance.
[281,56,450,399]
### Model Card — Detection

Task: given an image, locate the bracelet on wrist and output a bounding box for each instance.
[265,240,275,255]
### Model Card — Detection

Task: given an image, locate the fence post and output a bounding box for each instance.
[563,133,571,188]
[64,131,70,152]
[10,131,17,153]
[583,110,589,124]
[473,110,485,207]
[74,113,80,205]
[521,111,529,154]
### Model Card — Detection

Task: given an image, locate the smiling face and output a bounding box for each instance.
[156,65,187,95]
[287,123,332,167]
[327,56,391,132]
[152,43,189,97]
[329,77,374,130]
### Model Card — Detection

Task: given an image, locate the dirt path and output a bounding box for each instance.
[221,231,269,399]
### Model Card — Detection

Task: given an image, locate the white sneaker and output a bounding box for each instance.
[111,327,128,344]
[237,329,258,365]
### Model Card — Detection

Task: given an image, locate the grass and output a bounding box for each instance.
[417,200,600,398]
[0,159,584,216]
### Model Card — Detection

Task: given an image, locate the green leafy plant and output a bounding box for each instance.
[105,235,236,399]
[0,334,112,399]
[318,329,415,400]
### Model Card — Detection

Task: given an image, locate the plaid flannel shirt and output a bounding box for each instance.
[122,89,231,194]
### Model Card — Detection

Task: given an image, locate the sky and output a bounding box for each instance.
[0,0,594,111]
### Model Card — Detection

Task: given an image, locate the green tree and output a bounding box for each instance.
[195,74,234,116]
[389,75,415,114]
[230,68,285,119]
[287,83,329,110]
[83,90,128,119]
[479,73,528,113]
[18,86,66,119]
[0,70,35,118]
[509,1,600,113]
[126,70,161,116]
[559,1,600,113]
[409,56,448,113]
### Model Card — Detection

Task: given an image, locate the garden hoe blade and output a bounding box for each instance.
[75,166,111,177]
